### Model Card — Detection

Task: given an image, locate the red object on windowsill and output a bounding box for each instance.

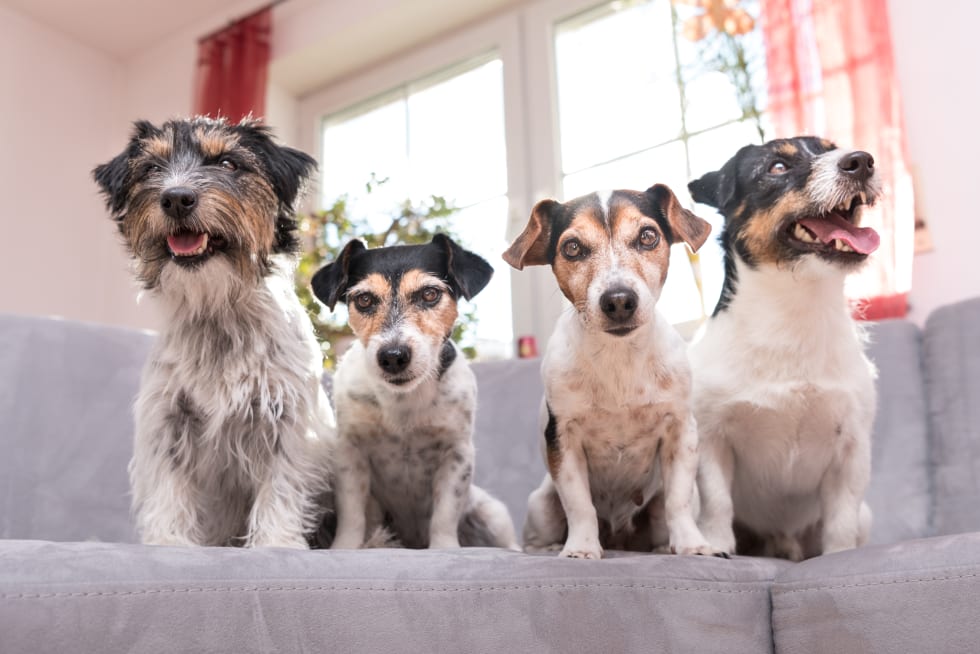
[853,292,909,322]
[517,336,538,359]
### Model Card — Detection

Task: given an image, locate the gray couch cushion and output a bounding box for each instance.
[0,314,152,543]
[771,532,980,654]
[470,358,544,534]
[923,297,980,536]
[863,320,932,543]
[0,540,789,654]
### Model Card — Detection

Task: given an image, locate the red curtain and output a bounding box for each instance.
[193,7,272,123]
[761,0,914,320]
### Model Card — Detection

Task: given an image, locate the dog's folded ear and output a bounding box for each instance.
[93,152,131,217]
[311,239,366,310]
[93,120,160,217]
[502,199,558,270]
[688,151,740,210]
[646,184,713,253]
[432,233,494,301]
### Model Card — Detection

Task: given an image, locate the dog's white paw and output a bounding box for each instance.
[248,534,309,549]
[670,540,730,558]
[559,541,603,560]
[699,525,736,557]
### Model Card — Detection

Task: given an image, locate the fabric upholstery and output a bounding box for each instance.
[0,540,788,654]
[923,297,980,536]
[771,532,980,654]
[0,314,151,543]
[862,320,932,543]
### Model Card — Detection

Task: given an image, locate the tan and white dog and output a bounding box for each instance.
[688,136,880,560]
[504,184,724,559]
[312,235,518,550]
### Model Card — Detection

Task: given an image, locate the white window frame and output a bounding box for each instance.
[297,0,694,353]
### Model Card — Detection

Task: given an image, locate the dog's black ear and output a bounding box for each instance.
[502,199,558,270]
[93,120,163,216]
[432,233,493,301]
[646,184,712,253]
[266,145,318,209]
[689,149,743,210]
[311,239,366,311]
[237,122,318,210]
[92,151,131,216]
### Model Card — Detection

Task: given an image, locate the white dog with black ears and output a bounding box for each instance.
[688,136,880,560]
[94,117,335,548]
[312,235,518,550]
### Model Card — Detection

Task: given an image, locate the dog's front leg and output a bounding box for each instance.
[246,455,313,549]
[695,436,737,555]
[428,443,475,549]
[331,438,371,549]
[819,434,871,554]
[662,416,721,556]
[552,440,602,560]
[131,453,204,546]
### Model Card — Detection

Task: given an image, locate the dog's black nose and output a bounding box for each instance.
[377,345,412,375]
[838,151,875,181]
[599,288,638,323]
[160,187,198,220]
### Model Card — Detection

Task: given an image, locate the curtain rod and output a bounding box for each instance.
[197,0,288,43]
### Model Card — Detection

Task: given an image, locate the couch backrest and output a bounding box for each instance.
[922,297,980,537]
[0,313,151,543]
[863,320,932,543]
[2,305,967,547]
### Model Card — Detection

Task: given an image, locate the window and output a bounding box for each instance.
[303,0,768,353]
[319,55,512,358]
[553,0,768,323]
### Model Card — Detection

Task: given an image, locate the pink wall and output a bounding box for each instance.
[0,6,154,329]
[887,0,980,322]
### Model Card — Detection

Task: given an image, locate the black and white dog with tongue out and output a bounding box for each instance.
[687,136,880,560]
[311,235,519,551]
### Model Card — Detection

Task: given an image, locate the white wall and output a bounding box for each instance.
[0,6,147,328]
[888,0,980,322]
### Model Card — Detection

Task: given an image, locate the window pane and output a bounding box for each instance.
[450,196,513,354]
[555,1,680,174]
[407,59,508,205]
[320,56,512,357]
[321,98,408,232]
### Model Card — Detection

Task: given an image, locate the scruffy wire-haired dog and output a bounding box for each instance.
[688,136,880,560]
[93,118,335,548]
[504,184,724,559]
[311,235,519,550]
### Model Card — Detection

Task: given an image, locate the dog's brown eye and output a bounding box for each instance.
[219,158,237,171]
[353,293,376,311]
[561,239,585,260]
[638,227,660,249]
[420,287,442,304]
[769,161,788,175]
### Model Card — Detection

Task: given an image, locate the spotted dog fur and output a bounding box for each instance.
[93,117,335,548]
[312,235,518,550]
[504,184,724,559]
[688,137,880,560]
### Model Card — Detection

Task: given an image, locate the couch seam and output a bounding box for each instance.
[774,571,980,594]
[1,581,771,599]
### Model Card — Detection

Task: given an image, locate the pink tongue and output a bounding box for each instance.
[797,213,880,255]
[166,232,206,255]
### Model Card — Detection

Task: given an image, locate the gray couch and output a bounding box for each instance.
[2,297,979,653]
